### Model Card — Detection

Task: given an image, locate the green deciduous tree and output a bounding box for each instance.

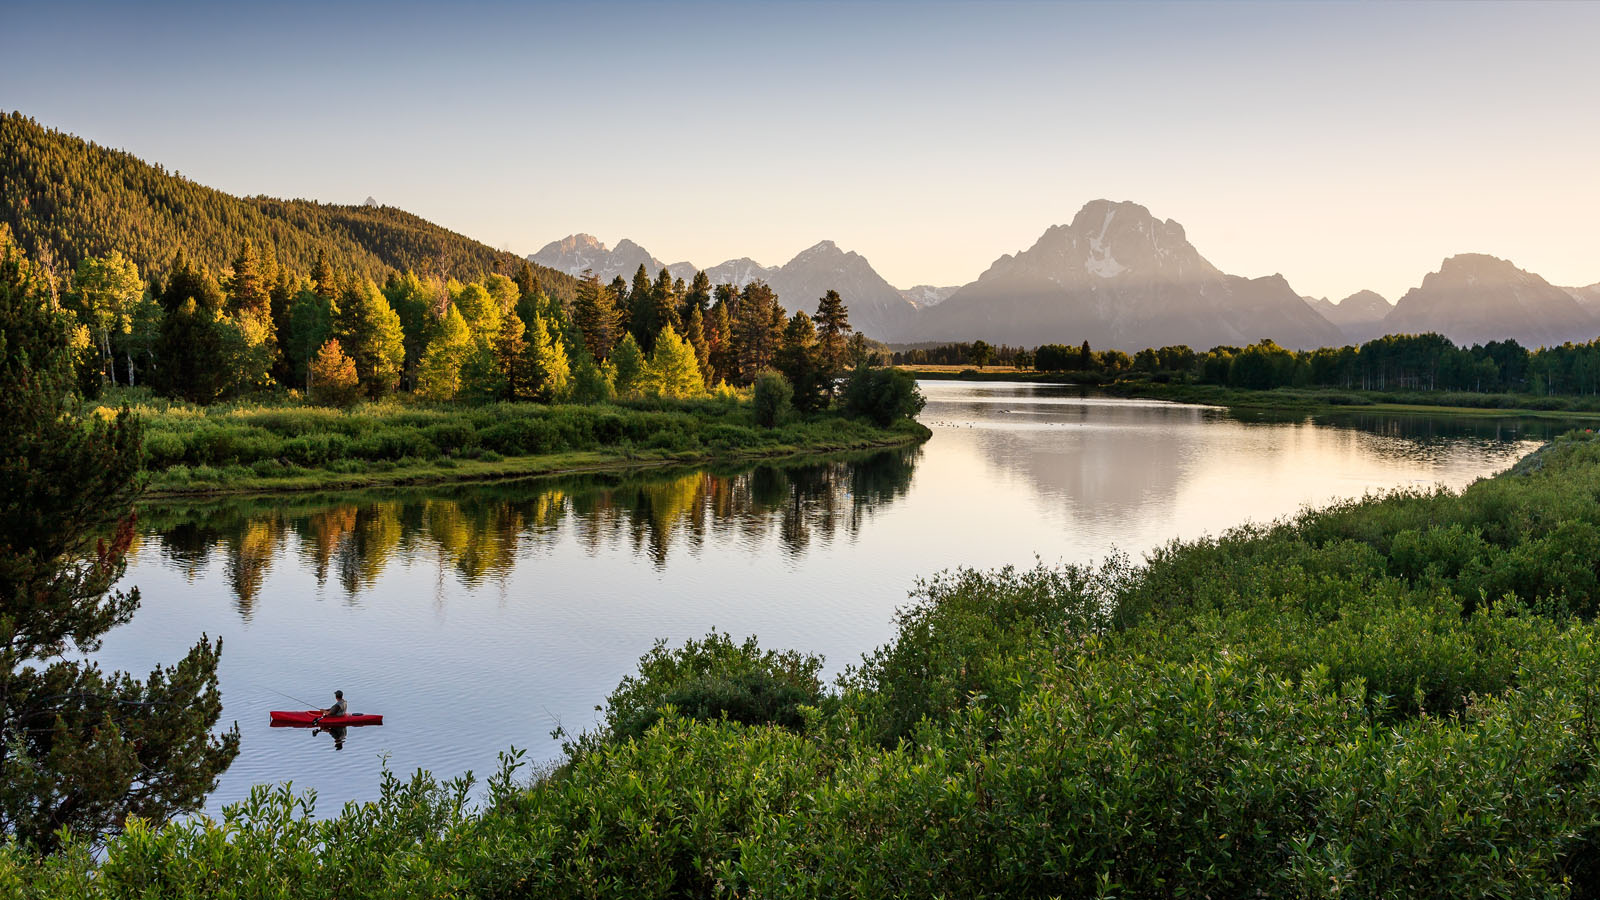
[66,251,143,388]
[417,305,473,401]
[0,226,238,852]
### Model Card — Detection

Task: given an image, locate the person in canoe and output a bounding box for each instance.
[313,690,348,725]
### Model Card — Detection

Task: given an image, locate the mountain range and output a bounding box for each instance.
[5,112,1594,352]
[537,202,1597,351]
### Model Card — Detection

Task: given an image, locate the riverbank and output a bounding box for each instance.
[15,432,1600,896]
[113,391,930,497]
[1104,379,1600,421]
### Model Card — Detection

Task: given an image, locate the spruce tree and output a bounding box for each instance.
[0,226,238,851]
[335,277,405,397]
[629,264,655,350]
[311,249,337,301]
[778,310,826,411]
[574,271,618,361]
[683,270,712,323]
[652,268,681,339]
[708,299,734,386]
[683,305,711,384]
[225,239,270,320]
[155,252,230,403]
[268,267,298,386]
[814,289,851,374]
[611,332,646,397]
[494,308,532,401]
[523,311,572,402]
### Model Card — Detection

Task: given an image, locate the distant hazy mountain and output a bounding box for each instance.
[529,234,697,283]
[911,200,1346,350]
[759,241,918,341]
[900,285,961,309]
[1565,283,1600,315]
[1384,254,1597,348]
[529,237,918,340]
[1305,290,1393,344]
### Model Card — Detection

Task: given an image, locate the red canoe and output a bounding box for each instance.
[269,710,384,727]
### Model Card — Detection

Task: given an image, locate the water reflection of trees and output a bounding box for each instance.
[136,448,919,617]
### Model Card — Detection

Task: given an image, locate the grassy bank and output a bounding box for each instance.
[15,434,1600,896]
[96,389,929,496]
[1105,378,1600,420]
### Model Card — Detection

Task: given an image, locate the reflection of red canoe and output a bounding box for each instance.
[269,710,384,727]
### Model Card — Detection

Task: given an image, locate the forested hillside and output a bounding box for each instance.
[0,112,576,297]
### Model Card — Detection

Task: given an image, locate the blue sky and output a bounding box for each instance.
[5,0,1597,299]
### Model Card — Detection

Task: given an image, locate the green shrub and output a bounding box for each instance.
[842,365,925,426]
[751,371,792,428]
[595,632,825,746]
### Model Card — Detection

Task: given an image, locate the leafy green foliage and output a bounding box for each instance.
[842,364,925,425]
[751,370,792,428]
[595,632,825,745]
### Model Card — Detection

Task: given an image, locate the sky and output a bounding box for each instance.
[4,0,1597,301]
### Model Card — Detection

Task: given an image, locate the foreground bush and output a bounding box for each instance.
[12,434,1600,897]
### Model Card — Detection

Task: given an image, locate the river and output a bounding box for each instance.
[101,381,1560,813]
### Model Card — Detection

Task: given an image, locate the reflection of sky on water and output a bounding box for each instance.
[103,382,1547,814]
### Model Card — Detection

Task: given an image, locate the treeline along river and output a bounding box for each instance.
[96,381,1564,812]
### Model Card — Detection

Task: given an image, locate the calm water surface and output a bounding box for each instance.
[102,382,1558,812]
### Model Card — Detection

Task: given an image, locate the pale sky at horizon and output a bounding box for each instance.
[4,0,1597,301]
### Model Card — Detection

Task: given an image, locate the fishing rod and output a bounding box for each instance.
[263,686,320,708]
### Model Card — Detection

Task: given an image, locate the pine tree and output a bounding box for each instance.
[513,260,540,302]
[629,264,655,350]
[495,308,532,400]
[814,288,851,376]
[611,332,646,397]
[683,305,711,384]
[708,299,734,386]
[308,338,360,407]
[335,277,405,397]
[155,252,230,402]
[569,347,616,404]
[683,270,712,323]
[574,271,619,361]
[778,310,826,411]
[652,268,681,340]
[311,249,337,301]
[523,310,572,402]
[225,239,270,320]
[0,226,238,851]
[286,286,334,391]
[268,267,298,386]
[736,281,783,384]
